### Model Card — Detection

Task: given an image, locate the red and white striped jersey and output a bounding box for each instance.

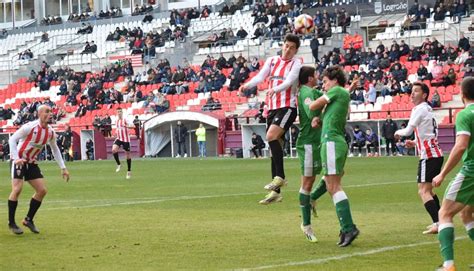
[399,102,443,159]
[116,118,131,142]
[244,56,302,110]
[9,120,65,168]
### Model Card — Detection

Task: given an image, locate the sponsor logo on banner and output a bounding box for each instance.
[374,1,382,14]
[382,1,408,13]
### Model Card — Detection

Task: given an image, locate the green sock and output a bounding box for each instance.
[465,222,474,241]
[310,178,327,201]
[438,224,455,263]
[333,191,355,233]
[299,189,311,226]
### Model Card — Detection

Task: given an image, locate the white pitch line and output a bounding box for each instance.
[0,180,413,211]
[238,237,468,270]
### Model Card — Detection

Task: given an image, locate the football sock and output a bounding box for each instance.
[424,199,439,223]
[8,200,17,225]
[127,159,131,171]
[438,223,455,266]
[271,158,276,179]
[113,153,120,165]
[433,194,441,209]
[268,140,284,179]
[465,221,474,241]
[299,189,311,226]
[26,198,42,221]
[310,178,327,201]
[333,191,355,233]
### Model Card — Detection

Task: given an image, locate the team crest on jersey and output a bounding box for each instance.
[304,97,312,105]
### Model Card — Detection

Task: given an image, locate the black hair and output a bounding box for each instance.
[462,77,474,100]
[299,66,316,85]
[284,34,301,49]
[322,65,347,86]
[413,82,430,101]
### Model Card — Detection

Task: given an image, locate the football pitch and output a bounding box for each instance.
[0,157,472,270]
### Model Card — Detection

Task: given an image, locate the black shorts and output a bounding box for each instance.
[10,162,43,181]
[114,139,131,152]
[266,107,297,132]
[417,157,444,183]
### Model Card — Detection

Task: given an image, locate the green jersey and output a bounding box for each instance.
[321,86,350,142]
[296,85,323,146]
[455,104,474,175]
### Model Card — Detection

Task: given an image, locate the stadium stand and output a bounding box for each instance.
[0,0,470,158]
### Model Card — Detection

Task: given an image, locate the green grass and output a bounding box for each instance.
[0,157,472,270]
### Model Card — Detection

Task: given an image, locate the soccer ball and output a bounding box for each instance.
[294,14,314,35]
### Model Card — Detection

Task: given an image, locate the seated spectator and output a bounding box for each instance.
[408,45,422,61]
[350,125,366,157]
[202,97,221,111]
[350,89,364,105]
[417,64,430,80]
[194,76,208,93]
[458,33,470,52]
[433,7,446,21]
[455,48,469,64]
[365,129,379,156]
[431,89,441,108]
[430,62,445,86]
[143,12,154,23]
[236,27,248,40]
[77,23,93,34]
[75,103,87,117]
[445,68,456,86]
[41,32,49,42]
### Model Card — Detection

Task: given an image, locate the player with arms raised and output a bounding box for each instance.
[239,34,302,204]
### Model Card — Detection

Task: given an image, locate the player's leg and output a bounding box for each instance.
[183,141,187,157]
[112,142,121,172]
[264,109,296,191]
[438,199,466,270]
[23,177,47,233]
[8,178,24,234]
[251,146,258,158]
[418,158,442,234]
[8,161,25,234]
[125,150,132,179]
[460,205,474,240]
[264,124,286,189]
[322,140,358,247]
[438,172,473,270]
[419,182,440,232]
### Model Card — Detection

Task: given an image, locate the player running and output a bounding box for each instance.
[112,108,134,179]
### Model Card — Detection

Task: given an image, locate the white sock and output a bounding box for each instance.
[299,188,310,195]
[332,191,348,205]
[443,260,454,268]
[465,221,474,232]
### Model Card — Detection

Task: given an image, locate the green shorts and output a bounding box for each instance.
[297,143,321,177]
[444,172,474,206]
[321,139,348,176]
